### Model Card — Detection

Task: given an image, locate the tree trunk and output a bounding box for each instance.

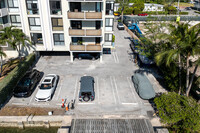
[186,55,190,95]
[186,65,198,96]
[121,10,124,23]
[178,54,182,95]
[0,55,3,77]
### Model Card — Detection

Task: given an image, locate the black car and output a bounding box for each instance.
[79,76,95,102]
[13,69,41,97]
[74,53,100,60]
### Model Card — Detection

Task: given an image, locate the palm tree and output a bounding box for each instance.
[179,23,200,96]
[0,26,31,59]
[0,47,7,77]
[155,23,186,94]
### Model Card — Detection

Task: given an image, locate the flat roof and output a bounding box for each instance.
[70,119,154,133]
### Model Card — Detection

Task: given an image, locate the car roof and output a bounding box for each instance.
[80,76,94,91]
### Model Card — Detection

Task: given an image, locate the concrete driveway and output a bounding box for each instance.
[7,22,165,118]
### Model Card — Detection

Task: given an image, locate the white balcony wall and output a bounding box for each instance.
[9,8,19,13]
[0,8,8,17]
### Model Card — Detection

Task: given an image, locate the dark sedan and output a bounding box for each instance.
[13,69,41,97]
[74,53,100,60]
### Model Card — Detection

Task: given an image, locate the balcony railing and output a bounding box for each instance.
[69,29,102,36]
[70,44,101,51]
[68,11,102,19]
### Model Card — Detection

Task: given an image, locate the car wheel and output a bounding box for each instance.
[78,57,82,60]
[83,94,90,102]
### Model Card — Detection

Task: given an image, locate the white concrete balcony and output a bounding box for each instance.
[69,29,102,36]
[68,11,102,19]
[0,8,8,17]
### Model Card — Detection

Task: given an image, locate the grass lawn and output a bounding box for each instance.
[0,127,59,133]
[173,2,194,7]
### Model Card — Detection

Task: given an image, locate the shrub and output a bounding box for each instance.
[165,5,177,14]
[179,12,189,15]
[133,7,141,15]
[112,35,115,42]
[154,92,200,132]
[0,53,35,105]
[132,1,145,11]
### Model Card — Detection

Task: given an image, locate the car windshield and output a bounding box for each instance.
[118,23,123,26]
[18,78,31,87]
[40,84,52,89]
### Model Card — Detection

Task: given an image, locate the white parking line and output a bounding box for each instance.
[110,76,117,105]
[73,77,78,101]
[112,51,117,63]
[12,103,28,105]
[127,77,137,102]
[113,76,121,104]
[115,51,119,63]
[77,102,95,105]
[122,103,138,105]
[29,94,35,104]
[31,103,49,106]
[96,76,100,104]
[56,79,63,100]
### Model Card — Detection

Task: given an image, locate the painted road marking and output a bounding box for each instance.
[73,77,78,101]
[56,79,63,100]
[12,103,28,105]
[113,76,121,104]
[122,103,138,105]
[77,102,95,105]
[110,76,117,105]
[127,77,137,102]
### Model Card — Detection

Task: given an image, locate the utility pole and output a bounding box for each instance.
[121,0,124,23]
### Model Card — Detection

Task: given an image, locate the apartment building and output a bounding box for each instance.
[0,0,114,62]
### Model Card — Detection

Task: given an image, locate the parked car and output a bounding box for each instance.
[35,74,58,102]
[79,76,95,102]
[117,22,125,30]
[114,12,121,16]
[74,53,100,60]
[185,7,192,10]
[13,69,41,97]
[132,73,155,100]
[138,13,148,16]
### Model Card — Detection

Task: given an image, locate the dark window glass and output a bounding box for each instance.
[53,33,64,45]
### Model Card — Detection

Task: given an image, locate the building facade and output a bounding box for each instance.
[0,0,114,61]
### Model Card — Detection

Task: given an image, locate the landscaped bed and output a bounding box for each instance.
[0,106,65,116]
[0,127,59,133]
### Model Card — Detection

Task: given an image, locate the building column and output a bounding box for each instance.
[100,52,103,63]
[70,52,73,62]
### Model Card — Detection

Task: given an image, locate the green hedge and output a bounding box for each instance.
[0,53,35,105]
[142,11,188,15]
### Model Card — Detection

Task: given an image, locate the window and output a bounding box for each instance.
[50,0,62,15]
[0,0,5,8]
[31,33,43,44]
[1,16,8,24]
[106,3,114,15]
[29,17,40,26]
[8,0,18,8]
[10,15,21,23]
[53,33,64,45]
[105,18,113,27]
[105,33,112,42]
[26,0,39,14]
[52,18,63,31]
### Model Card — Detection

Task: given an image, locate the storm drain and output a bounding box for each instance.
[70,119,154,133]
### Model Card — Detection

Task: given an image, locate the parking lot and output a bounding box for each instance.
[7,23,165,117]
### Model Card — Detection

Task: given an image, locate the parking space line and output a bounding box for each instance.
[127,77,137,101]
[115,51,119,63]
[96,76,99,104]
[77,102,95,105]
[122,103,138,105]
[29,94,35,104]
[113,76,121,104]
[112,51,117,63]
[73,77,78,101]
[110,76,117,105]
[31,103,49,106]
[12,103,28,105]
[56,79,63,101]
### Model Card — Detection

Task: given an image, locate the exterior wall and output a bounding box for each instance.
[1,0,114,59]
